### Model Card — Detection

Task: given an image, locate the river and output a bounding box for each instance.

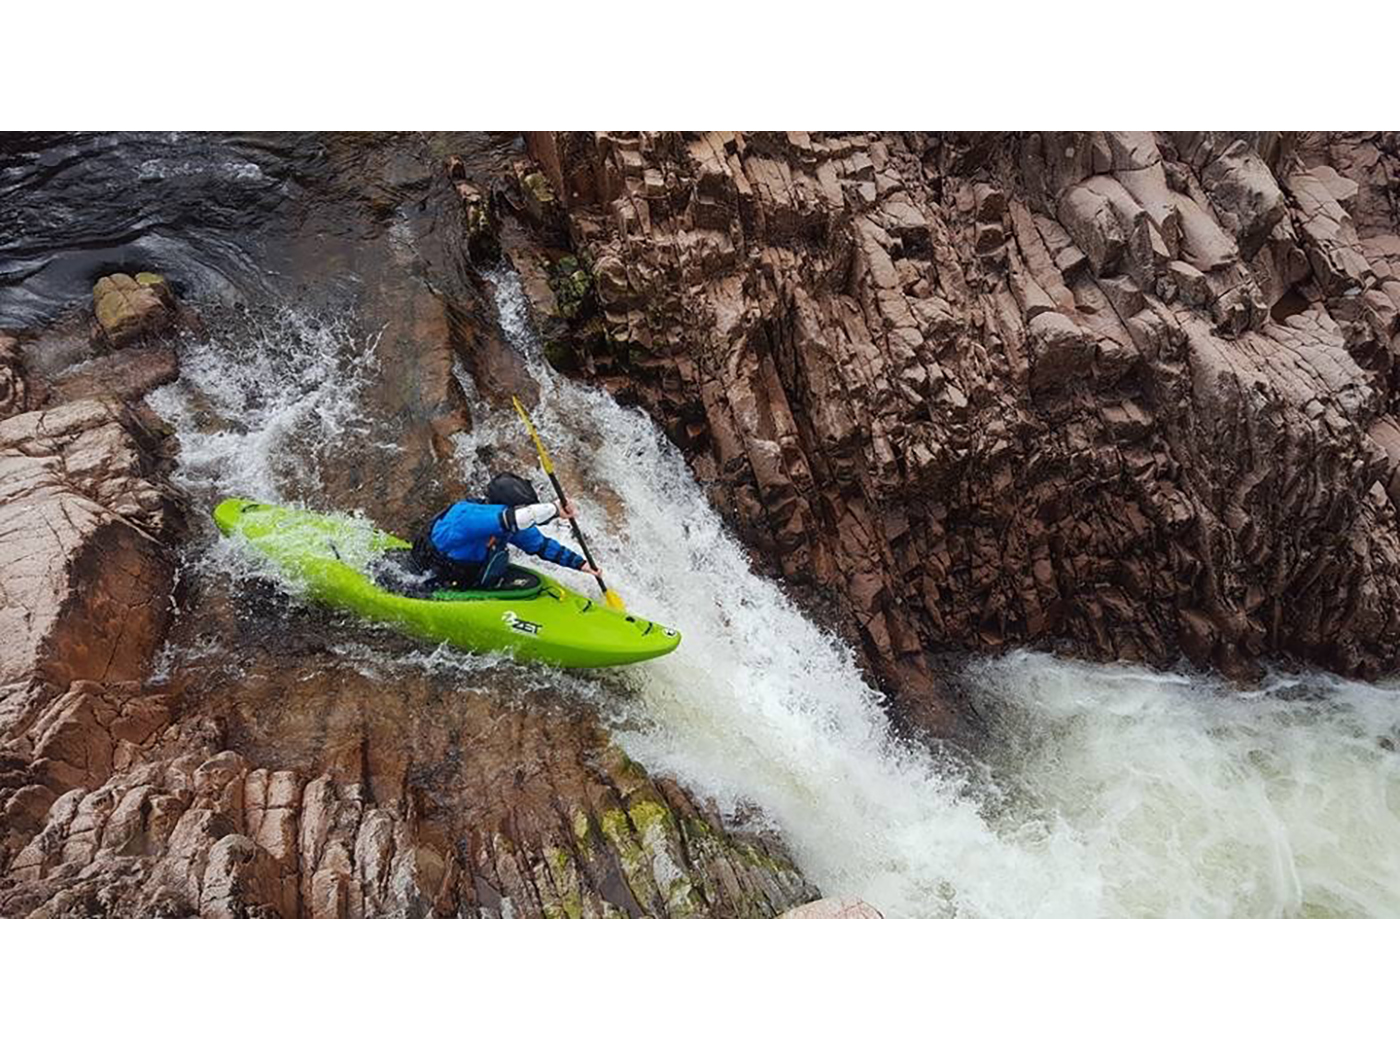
[9,133,1398,917]
[148,259,1400,918]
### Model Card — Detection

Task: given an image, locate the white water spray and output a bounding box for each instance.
[462,267,1400,918]
[146,308,381,504]
[143,303,395,639]
[146,274,1400,917]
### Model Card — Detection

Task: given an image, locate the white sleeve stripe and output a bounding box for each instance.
[511,502,560,529]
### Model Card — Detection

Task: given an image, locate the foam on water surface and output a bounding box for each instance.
[146,269,1400,917]
[145,307,381,505]
[464,267,1400,917]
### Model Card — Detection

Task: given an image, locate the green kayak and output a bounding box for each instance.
[212,499,680,667]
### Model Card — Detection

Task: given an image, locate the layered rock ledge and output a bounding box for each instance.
[0,213,819,917]
[519,131,1400,726]
[2,719,816,918]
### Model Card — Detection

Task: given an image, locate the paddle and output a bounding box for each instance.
[512,396,626,612]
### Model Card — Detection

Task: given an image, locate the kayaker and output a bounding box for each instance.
[409,473,602,590]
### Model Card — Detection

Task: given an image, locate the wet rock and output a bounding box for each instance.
[39,346,179,408]
[513,158,566,232]
[549,255,593,321]
[0,399,175,737]
[0,391,180,883]
[453,295,538,412]
[0,335,26,419]
[26,683,175,793]
[446,155,497,260]
[319,254,474,519]
[780,897,884,919]
[92,273,174,349]
[0,730,818,918]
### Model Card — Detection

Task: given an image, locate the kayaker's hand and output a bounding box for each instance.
[558,499,576,519]
[579,564,602,577]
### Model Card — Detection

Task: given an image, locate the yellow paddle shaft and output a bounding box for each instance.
[513,396,555,474]
[511,396,625,611]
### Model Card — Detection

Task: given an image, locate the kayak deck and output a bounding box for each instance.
[212,499,680,668]
[367,550,544,602]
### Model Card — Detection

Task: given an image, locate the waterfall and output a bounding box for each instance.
[145,267,1400,917]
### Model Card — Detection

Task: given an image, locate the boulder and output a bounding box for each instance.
[0,399,173,737]
[780,897,884,919]
[91,273,174,349]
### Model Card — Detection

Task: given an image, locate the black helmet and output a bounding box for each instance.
[486,472,537,506]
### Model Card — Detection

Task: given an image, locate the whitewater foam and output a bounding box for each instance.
[145,307,381,505]
[462,266,1400,917]
[145,271,1400,918]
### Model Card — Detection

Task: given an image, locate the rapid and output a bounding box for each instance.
[144,248,1400,917]
[10,129,1372,918]
[471,271,1400,918]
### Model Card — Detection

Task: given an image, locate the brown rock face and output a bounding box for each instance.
[0,335,26,419]
[0,395,186,891]
[780,897,884,919]
[524,131,1400,718]
[0,136,822,918]
[40,346,180,408]
[0,674,817,917]
[0,399,176,738]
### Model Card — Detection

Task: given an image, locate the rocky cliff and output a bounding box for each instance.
[0,306,817,916]
[5,130,1398,916]
[517,132,1400,728]
[0,133,822,917]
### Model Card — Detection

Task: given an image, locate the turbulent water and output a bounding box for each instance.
[458,271,1400,918]
[0,133,327,325]
[5,128,1390,917]
[135,237,1400,918]
[146,307,382,503]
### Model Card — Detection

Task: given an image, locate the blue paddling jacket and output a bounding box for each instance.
[429,500,586,571]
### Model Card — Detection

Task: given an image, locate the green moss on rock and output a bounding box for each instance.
[521,170,555,204]
[571,808,596,860]
[543,339,578,372]
[542,847,584,920]
[549,255,593,321]
[598,806,660,911]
